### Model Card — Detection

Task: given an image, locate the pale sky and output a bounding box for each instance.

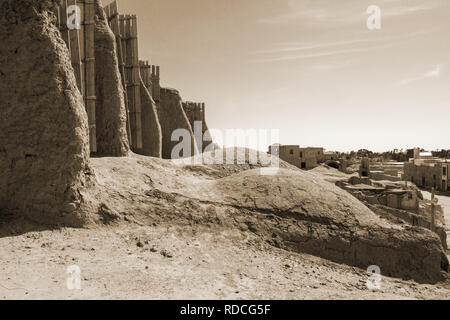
[105,0,450,152]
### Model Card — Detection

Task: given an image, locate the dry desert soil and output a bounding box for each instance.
[0,225,449,300]
[1,151,449,300]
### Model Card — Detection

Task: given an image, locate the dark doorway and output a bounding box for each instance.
[301,162,306,169]
[327,161,340,169]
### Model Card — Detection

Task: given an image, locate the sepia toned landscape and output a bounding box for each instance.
[0,0,449,300]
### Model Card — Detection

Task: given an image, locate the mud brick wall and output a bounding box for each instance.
[0,0,91,225]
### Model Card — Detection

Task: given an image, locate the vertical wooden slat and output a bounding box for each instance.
[147,62,153,97]
[202,103,206,123]
[53,4,61,28]
[122,15,138,150]
[131,15,142,150]
[146,61,151,91]
[78,0,86,106]
[109,2,132,145]
[78,0,85,55]
[140,60,150,89]
[123,16,132,148]
[85,0,96,152]
[144,62,149,93]
[112,1,118,20]
[151,65,160,103]
[151,65,155,98]
[156,65,160,101]
[139,60,144,80]
[119,15,127,95]
[148,62,152,93]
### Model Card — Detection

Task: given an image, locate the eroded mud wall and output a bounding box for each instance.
[140,78,162,158]
[159,88,198,159]
[94,0,129,156]
[0,0,90,225]
[182,102,212,152]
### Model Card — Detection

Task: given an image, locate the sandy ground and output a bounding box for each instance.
[0,224,449,300]
[1,158,448,300]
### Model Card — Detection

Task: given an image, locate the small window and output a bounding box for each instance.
[444,167,447,175]
[300,152,303,158]
[290,149,294,155]
[433,175,436,180]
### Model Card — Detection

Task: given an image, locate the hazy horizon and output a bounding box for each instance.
[105,0,450,153]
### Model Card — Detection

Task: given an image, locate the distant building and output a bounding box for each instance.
[402,148,450,191]
[359,157,371,177]
[368,161,403,182]
[324,151,339,161]
[268,145,322,170]
[308,147,325,163]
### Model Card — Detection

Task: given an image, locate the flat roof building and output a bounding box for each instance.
[269,145,322,170]
[402,148,450,192]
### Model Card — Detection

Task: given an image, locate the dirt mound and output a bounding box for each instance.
[0,0,91,225]
[93,0,129,156]
[83,149,448,283]
[174,147,298,178]
[201,169,448,283]
[309,164,353,183]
